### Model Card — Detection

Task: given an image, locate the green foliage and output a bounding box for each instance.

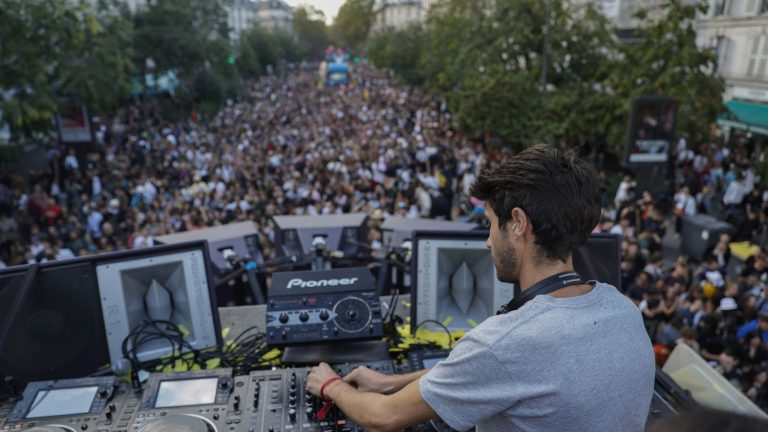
[293,6,331,60]
[133,0,230,78]
[612,0,724,145]
[0,0,135,133]
[421,0,621,149]
[238,27,300,79]
[368,0,723,152]
[367,25,426,85]
[333,0,375,51]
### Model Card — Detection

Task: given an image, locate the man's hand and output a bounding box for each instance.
[307,362,341,397]
[343,366,392,394]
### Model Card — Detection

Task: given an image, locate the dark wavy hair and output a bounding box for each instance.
[470,144,600,263]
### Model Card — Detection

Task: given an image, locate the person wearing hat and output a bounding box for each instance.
[736,311,768,344]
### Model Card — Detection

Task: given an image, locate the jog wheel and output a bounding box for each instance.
[332,296,372,333]
[26,426,77,432]
[139,414,216,432]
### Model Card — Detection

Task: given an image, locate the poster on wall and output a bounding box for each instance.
[56,100,93,144]
[627,96,679,163]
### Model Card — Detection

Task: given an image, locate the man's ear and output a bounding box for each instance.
[510,207,527,234]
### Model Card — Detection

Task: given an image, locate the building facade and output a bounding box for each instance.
[696,0,768,136]
[371,0,440,33]
[253,0,293,33]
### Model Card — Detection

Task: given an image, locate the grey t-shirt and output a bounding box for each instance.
[419,282,655,432]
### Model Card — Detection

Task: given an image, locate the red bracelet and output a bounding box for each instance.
[320,376,342,400]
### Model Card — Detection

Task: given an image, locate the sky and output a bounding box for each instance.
[285,0,346,24]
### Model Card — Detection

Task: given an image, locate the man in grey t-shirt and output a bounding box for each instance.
[307,144,655,431]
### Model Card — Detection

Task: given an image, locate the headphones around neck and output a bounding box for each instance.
[496,271,593,315]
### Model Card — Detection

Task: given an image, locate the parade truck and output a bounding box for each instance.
[325,59,350,87]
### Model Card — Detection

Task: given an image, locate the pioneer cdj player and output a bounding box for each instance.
[0,362,459,432]
[266,268,384,347]
[0,376,133,432]
[125,368,245,432]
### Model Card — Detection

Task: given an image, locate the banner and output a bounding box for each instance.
[56,100,92,144]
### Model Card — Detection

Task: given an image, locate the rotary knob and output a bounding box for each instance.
[288,408,297,422]
[299,311,309,322]
[279,313,289,324]
[319,310,329,321]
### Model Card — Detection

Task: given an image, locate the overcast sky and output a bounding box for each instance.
[285,0,346,24]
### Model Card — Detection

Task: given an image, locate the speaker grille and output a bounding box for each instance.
[0,262,109,385]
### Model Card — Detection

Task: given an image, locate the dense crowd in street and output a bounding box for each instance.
[0,63,767,410]
[0,64,491,265]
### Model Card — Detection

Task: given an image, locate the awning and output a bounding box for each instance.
[718,100,768,135]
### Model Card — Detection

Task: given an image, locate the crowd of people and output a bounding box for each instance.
[594,138,768,411]
[0,64,493,266]
[1,62,767,411]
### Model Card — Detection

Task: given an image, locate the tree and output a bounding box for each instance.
[0,0,135,134]
[422,0,620,150]
[293,6,330,60]
[133,0,230,78]
[133,0,239,114]
[367,25,426,86]
[332,0,375,51]
[611,0,724,146]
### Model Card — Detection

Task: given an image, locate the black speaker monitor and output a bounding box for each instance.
[0,261,109,389]
[95,241,221,372]
[573,233,622,291]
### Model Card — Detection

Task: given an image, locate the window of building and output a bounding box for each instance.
[745,0,757,14]
[714,36,727,74]
[747,35,768,78]
[714,0,727,16]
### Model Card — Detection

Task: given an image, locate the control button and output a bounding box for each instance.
[306,407,313,416]
[299,312,309,322]
[212,414,219,421]
[233,419,241,424]
[288,408,297,422]
[319,310,329,321]
[279,313,289,324]
[81,424,88,430]
[160,412,167,417]
[225,419,233,425]
[219,379,230,390]
[117,423,128,428]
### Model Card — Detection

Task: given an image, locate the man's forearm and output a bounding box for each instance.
[325,381,392,432]
[325,378,436,432]
[381,369,430,394]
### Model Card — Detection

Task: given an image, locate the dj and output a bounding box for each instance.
[307,144,655,431]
